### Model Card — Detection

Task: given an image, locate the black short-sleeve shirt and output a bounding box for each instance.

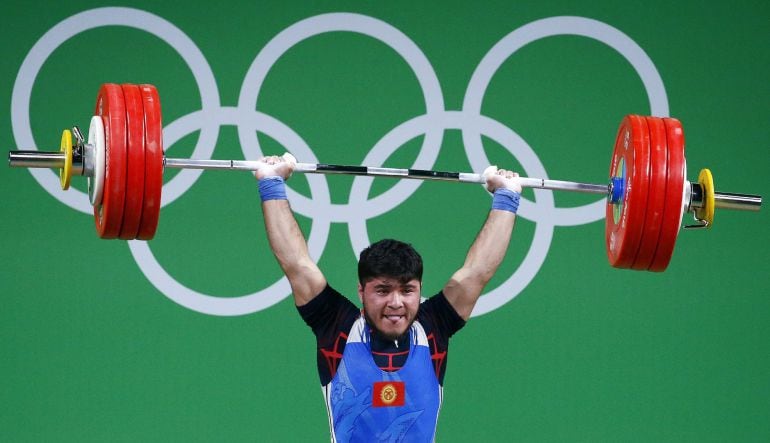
[297,284,466,386]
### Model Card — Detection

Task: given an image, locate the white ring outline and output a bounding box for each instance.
[463,16,668,226]
[237,12,445,222]
[343,111,556,316]
[134,12,450,315]
[129,107,332,315]
[11,6,221,214]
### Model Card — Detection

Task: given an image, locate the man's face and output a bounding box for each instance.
[358,276,421,340]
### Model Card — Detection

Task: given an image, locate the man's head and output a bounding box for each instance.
[357,239,423,340]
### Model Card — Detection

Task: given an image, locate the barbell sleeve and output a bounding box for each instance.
[9,150,66,169]
[713,192,762,212]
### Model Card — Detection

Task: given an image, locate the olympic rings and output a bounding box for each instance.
[11,8,668,317]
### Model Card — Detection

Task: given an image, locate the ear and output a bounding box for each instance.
[357,282,364,302]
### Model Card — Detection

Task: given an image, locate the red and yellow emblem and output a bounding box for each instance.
[372,381,405,407]
[380,384,397,404]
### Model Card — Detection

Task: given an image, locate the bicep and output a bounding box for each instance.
[287,260,328,307]
[442,210,516,320]
[442,268,485,321]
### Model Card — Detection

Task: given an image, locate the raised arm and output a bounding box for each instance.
[256,156,326,306]
[443,168,522,320]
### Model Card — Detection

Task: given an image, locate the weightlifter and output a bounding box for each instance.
[256,154,521,442]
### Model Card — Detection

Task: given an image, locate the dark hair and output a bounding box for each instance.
[358,239,423,286]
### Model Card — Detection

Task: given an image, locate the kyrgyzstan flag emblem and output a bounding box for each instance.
[372,381,406,407]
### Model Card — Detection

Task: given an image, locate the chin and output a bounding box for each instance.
[378,327,407,341]
[365,313,412,340]
[373,321,406,339]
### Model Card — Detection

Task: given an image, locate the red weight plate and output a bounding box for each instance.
[118,84,146,240]
[137,84,163,240]
[605,115,651,268]
[93,84,127,239]
[631,117,668,269]
[649,117,686,272]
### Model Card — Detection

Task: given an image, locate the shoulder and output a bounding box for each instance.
[417,291,467,339]
[297,284,359,340]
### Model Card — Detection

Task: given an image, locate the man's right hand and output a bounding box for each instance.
[256,153,296,180]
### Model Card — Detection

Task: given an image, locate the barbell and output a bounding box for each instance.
[8,83,762,272]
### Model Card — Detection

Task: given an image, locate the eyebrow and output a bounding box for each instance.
[372,282,417,290]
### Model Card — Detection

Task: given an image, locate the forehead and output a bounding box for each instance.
[363,276,420,288]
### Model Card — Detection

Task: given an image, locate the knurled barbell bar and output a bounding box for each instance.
[7,83,762,272]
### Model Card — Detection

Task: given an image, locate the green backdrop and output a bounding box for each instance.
[2,1,768,441]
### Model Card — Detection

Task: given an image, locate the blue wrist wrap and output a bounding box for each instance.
[492,188,520,214]
[258,176,287,201]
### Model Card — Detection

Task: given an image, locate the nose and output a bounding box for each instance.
[387,291,404,308]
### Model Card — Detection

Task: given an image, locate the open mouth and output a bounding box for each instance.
[384,315,404,324]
